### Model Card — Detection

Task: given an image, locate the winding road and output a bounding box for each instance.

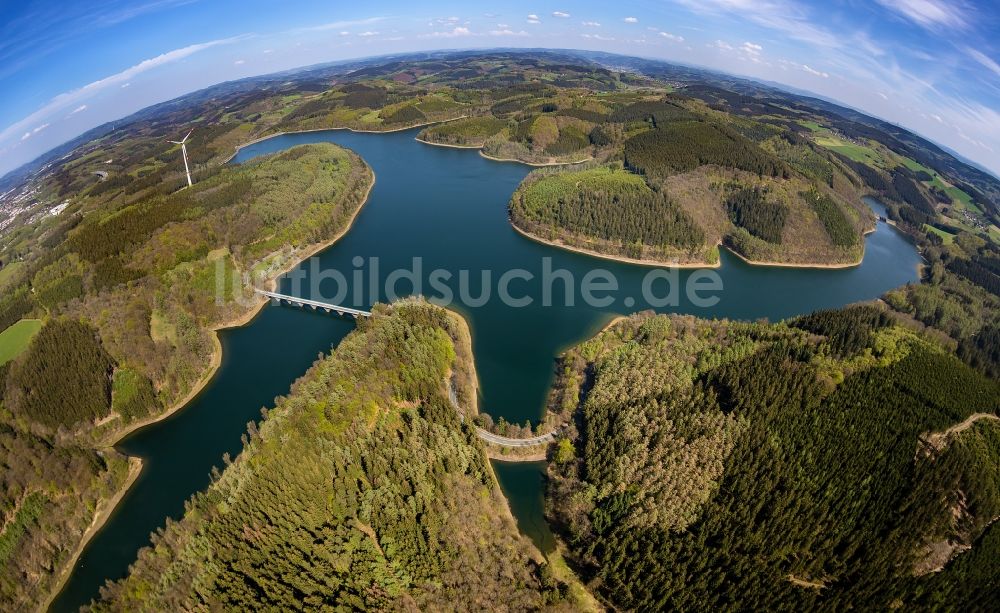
[448,379,558,448]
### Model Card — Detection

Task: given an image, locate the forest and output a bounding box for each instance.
[624,120,789,179]
[0,50,998,610]
[884,232,1000,379]
[804,188,858,247]
[94,301,569,610]
[724,184,788,244]
[510,164,706,262]
[0,143,373,609]
[547,307,1000,610]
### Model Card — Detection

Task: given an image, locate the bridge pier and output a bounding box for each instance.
[253,289,372,319]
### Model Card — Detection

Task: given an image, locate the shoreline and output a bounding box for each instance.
[414,136,485,150]
[413,132,596,168]
[485,446,547,462]
[723,244,863,269]
[722,222,876,270]
[511,222,722,269]
[101,162,375,447]
[599,314,629,332]
[40,456,143,613]
[439,306,545,561]
[512,220,883,271]
[46,161,377,608]
[225,115,469,164]
[479,150,593,167]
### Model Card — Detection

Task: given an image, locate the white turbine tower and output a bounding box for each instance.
[169,130,194,187]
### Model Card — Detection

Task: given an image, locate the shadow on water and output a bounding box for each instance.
[51,127,920,610]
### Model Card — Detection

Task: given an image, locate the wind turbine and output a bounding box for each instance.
[169,130,193,187]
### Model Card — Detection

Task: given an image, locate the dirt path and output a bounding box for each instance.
[921,412,999,454]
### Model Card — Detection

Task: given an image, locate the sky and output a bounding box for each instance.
[1,0,999,178]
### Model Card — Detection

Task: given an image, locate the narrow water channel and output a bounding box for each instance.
[51,127,920,610]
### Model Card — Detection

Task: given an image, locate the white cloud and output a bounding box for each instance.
[778,58,831,78]
[20,123,49,141]
[497,23,509,28]
[624,17,639,23]
[68,104,87,115]
[801,64,830,78]
[552,11,570,18]
[0,35,245,147]
[713,40,734,51]
[659,31,684,42]
[358,31,379,37]
[234,59,245,65]
[742,41,763,55]
[877,92,889,100]
[674,0,841,47]
[582,33,615,41]
[262,49,273,54]
[965,46,1000,79]
[490,29,528,37]
[429,16,462,26]
[422,27,471,38]
[527,14,541,24]
[874,0,969,30]
[582,21,601,27]
[339,31,351,36]
[300,17,384,33]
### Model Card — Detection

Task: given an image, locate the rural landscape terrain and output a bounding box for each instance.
[0,49,998,610]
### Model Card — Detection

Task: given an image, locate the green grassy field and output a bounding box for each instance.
[799,120,884,166]
[814,135,883,165]
[899,155,982,215]
[0,319,42,365]
[797,120,824,132]
[924,223,957,244]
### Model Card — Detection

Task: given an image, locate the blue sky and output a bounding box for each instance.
[1,0,999,177]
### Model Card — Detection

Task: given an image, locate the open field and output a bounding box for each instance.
[924,223,957,244]
[799,120,885,166]
[0,319,42,365]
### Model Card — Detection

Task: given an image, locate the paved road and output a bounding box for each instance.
[475,427,556,447]
[448,380,558,448]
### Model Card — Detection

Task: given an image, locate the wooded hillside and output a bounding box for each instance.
[95,301,566,610]
[0,143,373,609]
[547,307,1000,610]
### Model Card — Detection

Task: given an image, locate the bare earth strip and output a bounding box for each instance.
[921,412,1000,454]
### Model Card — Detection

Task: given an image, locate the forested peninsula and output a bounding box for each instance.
[546,307,1000,610]
[93,300,577,611]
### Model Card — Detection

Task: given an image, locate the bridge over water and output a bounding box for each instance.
[255,289,372,318]
[261,288,559,449]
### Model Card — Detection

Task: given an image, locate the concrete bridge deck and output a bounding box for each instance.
[255,289,372,318]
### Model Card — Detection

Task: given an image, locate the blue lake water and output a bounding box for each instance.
[51,127,920,610]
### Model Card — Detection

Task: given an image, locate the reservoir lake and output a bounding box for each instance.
[51,127,920,611]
